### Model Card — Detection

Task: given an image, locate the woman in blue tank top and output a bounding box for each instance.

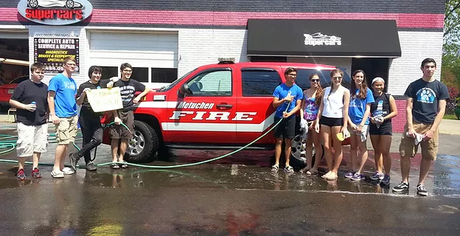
[300,73,323,175]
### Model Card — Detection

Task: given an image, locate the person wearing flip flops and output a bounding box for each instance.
[271,67,303,173]
[393,58,448,196]
[345,70,375,181]
[107,63,150,169]
[368,77,398,186]
[299,73,323,175]
[48,56,79,178]
[314,69,350,181]
[9,63,48,180]
[69,66,104,172]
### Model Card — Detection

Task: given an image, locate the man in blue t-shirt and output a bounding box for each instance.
[271,67,303,173]
[393,58,449,196]
[48,56,78,178]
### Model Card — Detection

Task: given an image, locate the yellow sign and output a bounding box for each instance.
[86,87,123,112]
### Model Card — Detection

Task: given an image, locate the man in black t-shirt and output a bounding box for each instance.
[393,58,449,196]
[69,66,104,172]
[107,63,150,169]
[9,63,48,180]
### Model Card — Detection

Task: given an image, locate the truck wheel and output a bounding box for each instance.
[125,120,159,163]
[290,134,324,166]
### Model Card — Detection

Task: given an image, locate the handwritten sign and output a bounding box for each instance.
[86,87,123,112]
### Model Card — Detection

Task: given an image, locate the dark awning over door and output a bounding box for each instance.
[247,19,401,58]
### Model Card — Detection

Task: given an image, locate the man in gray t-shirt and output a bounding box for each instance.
[393,58,449,196]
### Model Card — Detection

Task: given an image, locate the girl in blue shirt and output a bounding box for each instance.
[346,70,374,181]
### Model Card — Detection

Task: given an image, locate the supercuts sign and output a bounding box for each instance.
[17,0,93,25]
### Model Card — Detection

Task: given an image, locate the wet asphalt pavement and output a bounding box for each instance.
[0,123,460,235]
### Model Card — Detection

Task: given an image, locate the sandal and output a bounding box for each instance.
[110,163,120,169]
[120,162,129,169]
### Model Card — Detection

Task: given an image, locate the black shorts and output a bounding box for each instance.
[369,122,392,135]
[274,116,296,139]
[110,110,134,140]
[319,116,343,127]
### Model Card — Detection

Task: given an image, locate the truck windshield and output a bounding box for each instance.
[157,68,198,92]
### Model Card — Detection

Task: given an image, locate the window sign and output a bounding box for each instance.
[34,37,80,73]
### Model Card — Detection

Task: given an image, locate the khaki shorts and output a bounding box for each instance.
[399,122,438,161]
[55,115,78,145]
[16,123,48,157]
[110,110,134,140]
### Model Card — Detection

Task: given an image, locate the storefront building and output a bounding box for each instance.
[0,0,445,131]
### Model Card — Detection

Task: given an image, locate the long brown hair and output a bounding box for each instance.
[310,73,323,106]
[351,69,368,99]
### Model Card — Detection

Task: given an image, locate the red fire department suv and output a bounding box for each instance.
[105,60,351,163]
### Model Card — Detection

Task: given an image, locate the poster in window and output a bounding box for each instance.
[34,38,80,74]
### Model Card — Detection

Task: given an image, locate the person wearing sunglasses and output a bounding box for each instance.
[299,73,323,175]
[314,69,350,181]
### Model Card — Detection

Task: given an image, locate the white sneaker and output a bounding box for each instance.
[51,170,64,178]
[62,167,75,175]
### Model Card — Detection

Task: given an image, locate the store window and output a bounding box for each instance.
[132,67,148,82]
[151,68,177,83]
[241,69,282,97]
[100,66,118,80]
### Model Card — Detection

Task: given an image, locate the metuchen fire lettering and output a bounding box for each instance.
[176,102,214,109]
[169,111,257,121]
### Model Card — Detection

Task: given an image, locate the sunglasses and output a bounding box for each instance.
[332,76,342,80]
[311,79,320,83]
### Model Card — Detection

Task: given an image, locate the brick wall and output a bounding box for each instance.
[178,29,248,76]
[394,99,407,133]
[387,31,443,96]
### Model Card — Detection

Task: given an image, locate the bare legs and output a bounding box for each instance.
[54,144,68,171]
[370,135,392,175]
[274,137,292,167]
[321,125,343,179]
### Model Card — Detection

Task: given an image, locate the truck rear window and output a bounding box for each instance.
[241,70,282,97]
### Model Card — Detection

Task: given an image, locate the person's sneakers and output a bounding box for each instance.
[370,172,384,181]
[271,165,279,172]
[392,182,409,192]
[284,165,294,173]
[31,168,42,178]
[351,172,365,181]
[17,169,26,181]
[69,153,80,172]
[416,184,428,196]
[51,170,64,178]
[344,171,355,179]
[86,162,97,171]
[381,174,390,186]
[62,167,75,175]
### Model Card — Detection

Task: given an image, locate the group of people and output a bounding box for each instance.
[9,56,149,179]
[9,56,448,196]
[272,58,449,196]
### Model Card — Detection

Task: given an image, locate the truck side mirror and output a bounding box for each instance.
[178,83,192,98]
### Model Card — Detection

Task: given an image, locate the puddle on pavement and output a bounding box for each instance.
[432,155,460,197]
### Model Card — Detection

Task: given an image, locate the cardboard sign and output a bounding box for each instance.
[86,87,123,112]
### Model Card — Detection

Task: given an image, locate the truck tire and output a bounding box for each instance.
[124,120,159,163]
[290,134,324,167]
